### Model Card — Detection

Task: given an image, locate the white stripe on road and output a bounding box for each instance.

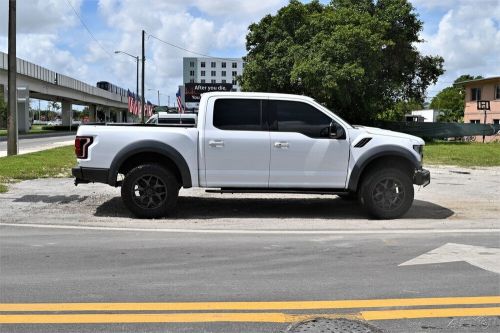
[1,223,499,235]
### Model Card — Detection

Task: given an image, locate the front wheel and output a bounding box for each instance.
[121,164,179,218]
[359,168,414,219]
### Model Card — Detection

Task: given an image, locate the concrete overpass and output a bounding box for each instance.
[0,51,130,132]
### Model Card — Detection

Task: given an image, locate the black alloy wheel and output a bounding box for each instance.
[359,167,414,219]
[121,164,179,218]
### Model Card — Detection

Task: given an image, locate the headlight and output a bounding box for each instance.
[413,145,424,161]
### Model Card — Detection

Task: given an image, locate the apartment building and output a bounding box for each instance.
[182,57,244,91]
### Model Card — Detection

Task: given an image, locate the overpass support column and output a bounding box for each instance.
[61,100,72,126]
[116,110,123,123]
[88,104,96,122]
[105,108,110,122]
[16,86,30,134]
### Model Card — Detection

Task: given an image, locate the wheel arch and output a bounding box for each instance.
[108,140,192,188]
[348,145,420,192]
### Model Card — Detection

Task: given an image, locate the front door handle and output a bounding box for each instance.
[208,140,224,148]
[274,142,289,149]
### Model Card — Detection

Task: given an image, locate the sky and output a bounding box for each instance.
[0,0,499,109]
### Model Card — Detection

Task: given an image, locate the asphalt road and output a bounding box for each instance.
[0,134,74,157]
[0,166,499,332]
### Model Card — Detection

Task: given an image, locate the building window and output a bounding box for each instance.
[211,79,216,83]
[496,85,500,99]
[221,62,226,68]
[470,120,480,124]
[232,79,237,85]
[200,62,206,68]
[494,119,500,125]
[471,87,481,101]
[190,61,195,67]
[232,62,237,68]
[189,70,194,76]
[211,62,216,68]
[221,71,226,77]
[232,71,237,77]
[211,70,216,76]
[201,71,205,76]
[201,79,205,83]
[189,79,194,83]
[222,79,226,83]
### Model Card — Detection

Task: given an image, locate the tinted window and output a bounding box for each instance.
[270,100,332,138]
[213,99,262,131]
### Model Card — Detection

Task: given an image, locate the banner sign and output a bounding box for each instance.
[185,83,233,103]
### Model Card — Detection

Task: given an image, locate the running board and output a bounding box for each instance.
[205,188,348,195]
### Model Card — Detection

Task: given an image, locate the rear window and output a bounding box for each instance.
[158,118,196,125]
[213,99,262,131]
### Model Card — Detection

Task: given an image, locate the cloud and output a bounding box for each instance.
[416,0,500,98]
[0,0,82,35]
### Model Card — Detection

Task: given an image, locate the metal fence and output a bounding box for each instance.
[374,121,500,139]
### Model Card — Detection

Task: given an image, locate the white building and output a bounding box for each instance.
[182,57,244,91]
[406,109,443,122]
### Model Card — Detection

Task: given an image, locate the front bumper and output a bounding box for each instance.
[413,168,430,187]
[72,167,109,185]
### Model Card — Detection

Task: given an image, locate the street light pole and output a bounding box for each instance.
[157,90,160,106]
[114,50,139,123]
[7,0,18,156]
[141,30,145,123]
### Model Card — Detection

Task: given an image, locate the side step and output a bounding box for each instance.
[205,188,348,195]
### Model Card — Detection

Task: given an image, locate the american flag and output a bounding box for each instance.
[176,88,183,113]
[146,101,153,117]
[127,90,135,115]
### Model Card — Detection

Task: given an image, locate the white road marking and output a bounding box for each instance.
[399,243,500,274]
[1,223,500,235]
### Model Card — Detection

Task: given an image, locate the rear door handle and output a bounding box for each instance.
[274,142,289,149]
[208,140,224,148]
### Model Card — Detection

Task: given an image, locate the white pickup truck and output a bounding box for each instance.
[73,92,430,219]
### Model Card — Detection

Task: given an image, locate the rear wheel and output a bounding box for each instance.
[121,164,179,218]
[359,167,414,219]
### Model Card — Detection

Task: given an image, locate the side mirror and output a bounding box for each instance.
[329,122,346,140]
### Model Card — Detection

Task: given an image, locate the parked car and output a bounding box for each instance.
[146,112,197,126]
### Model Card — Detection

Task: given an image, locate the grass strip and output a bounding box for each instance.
[424,142,500,167]
[0,146,75,193]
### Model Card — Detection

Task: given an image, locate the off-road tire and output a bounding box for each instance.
[359,167,414,219]
[121,164,179,218]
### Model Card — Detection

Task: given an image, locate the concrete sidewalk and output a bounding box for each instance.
[0,131,76,142]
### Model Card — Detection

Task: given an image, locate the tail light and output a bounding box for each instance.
[75,136,93,159]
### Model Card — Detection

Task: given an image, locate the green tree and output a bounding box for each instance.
[430,75,482,122]
[0,90,6,128]
[241,0,444,123]
[377,99,423,121]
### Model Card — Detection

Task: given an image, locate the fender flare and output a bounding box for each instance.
[348,145,421,191]
[108,140,192,188]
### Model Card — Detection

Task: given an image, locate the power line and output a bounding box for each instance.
[65,0,112,57]
[147,33,241,61]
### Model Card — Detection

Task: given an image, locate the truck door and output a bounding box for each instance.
[267,99,350,188]
[203,98,270,187]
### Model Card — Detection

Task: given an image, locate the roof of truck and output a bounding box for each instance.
[200,91,315,101]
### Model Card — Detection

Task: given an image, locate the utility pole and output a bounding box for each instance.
[157,90,160,106]
[7,0,18,156]
[141,30,145,123]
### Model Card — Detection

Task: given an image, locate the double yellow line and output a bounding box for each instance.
[1,296,500,324]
